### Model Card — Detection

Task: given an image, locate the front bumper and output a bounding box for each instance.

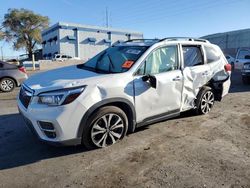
[242,69,250,77]
[17,96,87,146]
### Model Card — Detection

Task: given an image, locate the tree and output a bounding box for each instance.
[2,8,49,58]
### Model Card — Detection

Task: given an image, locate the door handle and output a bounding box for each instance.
[173,76,181,81]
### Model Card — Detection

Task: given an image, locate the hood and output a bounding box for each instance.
[24,65,101,94]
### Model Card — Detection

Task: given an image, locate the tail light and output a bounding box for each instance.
[224,64,231,72]
[18,66,26,74]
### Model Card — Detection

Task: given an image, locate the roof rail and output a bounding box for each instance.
[159,37,210,43]
[124,39,159,43]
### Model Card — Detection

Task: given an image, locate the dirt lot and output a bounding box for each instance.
[0,71,250,188]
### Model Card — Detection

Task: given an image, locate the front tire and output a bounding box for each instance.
[82,106,128,149]
[0,78,15,92]
[195,86,215,115]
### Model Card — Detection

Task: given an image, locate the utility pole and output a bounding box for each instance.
[106,7,109,28]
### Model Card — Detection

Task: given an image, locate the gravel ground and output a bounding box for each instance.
[0,71,250,188]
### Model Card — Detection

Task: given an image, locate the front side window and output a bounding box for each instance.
[138,46,178,75]
[204,46,221,63]
[79,46,148,73]
[182,46,203,67]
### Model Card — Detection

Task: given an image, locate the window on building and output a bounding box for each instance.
[67,36,76,40]
[42,41,46,48]
[182,46,203,67]
[53,36,58,45]
[204,46,220,63]
[88,37,97,43]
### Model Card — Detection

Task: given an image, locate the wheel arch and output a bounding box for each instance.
[77,98,136,139]
[201,75,230,101]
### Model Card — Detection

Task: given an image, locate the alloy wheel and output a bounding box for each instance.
[200,91,214,114]
[91,113,125,148]
[0,79,14,92]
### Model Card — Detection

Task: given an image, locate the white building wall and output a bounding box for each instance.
[42,22,143,60]
[42,29,59,58]
[59,29,77,58]
[78,31,109,60]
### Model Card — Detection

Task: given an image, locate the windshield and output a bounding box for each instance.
[78,46,148,73]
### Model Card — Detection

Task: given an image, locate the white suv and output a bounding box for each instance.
[18,38,231,149]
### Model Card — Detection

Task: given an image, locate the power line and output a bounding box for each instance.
[112,0,239,28]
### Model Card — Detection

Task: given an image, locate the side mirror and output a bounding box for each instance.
[142,74,157,89]
[245,55,250,59]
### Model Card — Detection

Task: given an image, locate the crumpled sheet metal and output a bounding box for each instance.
[181,61,228,111]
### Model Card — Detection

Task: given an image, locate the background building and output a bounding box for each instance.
[202,28,250,56]
[42,22,143,60]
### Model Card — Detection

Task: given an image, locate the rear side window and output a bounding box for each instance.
[204,46,220,63]
[182,46,203,67]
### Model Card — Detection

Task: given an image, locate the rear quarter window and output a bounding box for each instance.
[204,46,221,63]
[182,46,203,67]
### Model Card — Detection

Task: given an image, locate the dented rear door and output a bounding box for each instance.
[180,45,212,111]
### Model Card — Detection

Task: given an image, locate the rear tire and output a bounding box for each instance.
[0,78,15,92]
[195,86,215,115]
[82,106,128,150]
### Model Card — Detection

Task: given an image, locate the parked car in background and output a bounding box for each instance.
[242,62,250,84]
[225,54,235,69]
[234,48,250,70]
[52,54,72,62]
[18,38,231,149]
[0,61,28,92]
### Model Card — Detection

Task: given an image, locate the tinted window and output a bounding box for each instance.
[204,46,220,63]
[182,46,203,67]
[0,62,3,69]
[238,50,250,59]
[80,46,148,73]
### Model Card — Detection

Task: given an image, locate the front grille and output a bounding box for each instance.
[19,85,33,109]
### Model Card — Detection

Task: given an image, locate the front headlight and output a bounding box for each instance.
[243,64,250,69]
[38,86,86,106]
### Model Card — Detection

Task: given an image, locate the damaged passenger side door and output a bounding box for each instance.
[133,45,183,123]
